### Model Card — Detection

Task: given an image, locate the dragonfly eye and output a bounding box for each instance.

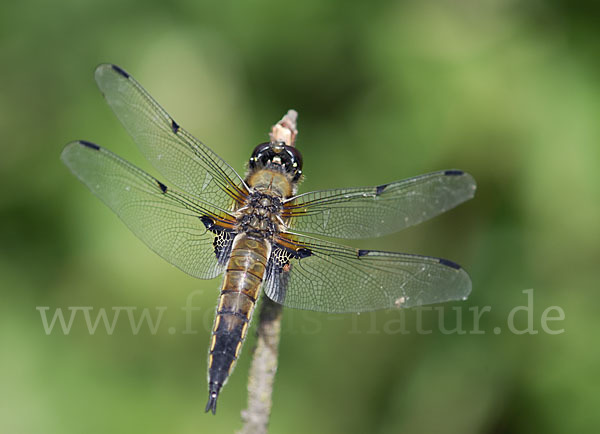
[249,142,303,181]
[249,143,271,169]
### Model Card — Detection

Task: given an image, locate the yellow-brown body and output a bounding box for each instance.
[205,169,295,414]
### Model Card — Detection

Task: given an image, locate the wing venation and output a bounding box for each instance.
[284,170,476,239]
[61,140,235,279]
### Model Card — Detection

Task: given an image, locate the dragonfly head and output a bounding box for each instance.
[248,142,303,182]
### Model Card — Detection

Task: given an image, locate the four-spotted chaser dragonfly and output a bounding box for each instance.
[61,64,476,415]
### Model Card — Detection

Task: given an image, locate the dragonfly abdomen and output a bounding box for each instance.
[206,233,272,414]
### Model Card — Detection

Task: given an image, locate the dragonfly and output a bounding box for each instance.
[61,64,476,415]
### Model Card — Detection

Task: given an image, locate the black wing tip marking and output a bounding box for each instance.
[79,140,100,150]
[358,249,464,271]
[438,257,462,270]
[171,119,180,134]
[156,180,168,193]
[375,183,389,196]
[444,170,464,176]
[110,64,130,78]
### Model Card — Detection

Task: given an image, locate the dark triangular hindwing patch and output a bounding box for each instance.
[200,216,235,266]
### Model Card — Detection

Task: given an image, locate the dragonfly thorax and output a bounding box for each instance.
[235,191,284,238]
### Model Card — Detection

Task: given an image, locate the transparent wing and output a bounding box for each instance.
[61,140,237,279]
[283,170,476,239]
[264,233,471,313]
[94,63,248,212]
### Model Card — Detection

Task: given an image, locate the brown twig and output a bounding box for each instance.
[269,109,298,148]
[238,298,283,434]
[238,110,298,434]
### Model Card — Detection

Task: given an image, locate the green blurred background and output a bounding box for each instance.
[2,1,598,433]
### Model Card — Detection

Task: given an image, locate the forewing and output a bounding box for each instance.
[283,170,476,239]
[94,64,248,211]
[264,233,471,313]
[61,140,236,279]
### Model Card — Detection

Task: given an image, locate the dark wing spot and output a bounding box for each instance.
[444,170,464,176]
[375,183,388,196]
[296,248,312,259]
[200,215,214,230]
[214,231,234,265]
[269,247,293,273]
[156,180,168,193]
[439,258,461,270]
[274,240,312,260]
[79,140,100,150]
[200,216,234,265]
[264,246,294,304]
[357,249,369,257]
[111,64,130,78]
[171,119,180,134]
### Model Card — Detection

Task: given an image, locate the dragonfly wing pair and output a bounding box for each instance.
[62,64,476,314]
[269,170,476,312]
[284,170,476,239]
[61,140,233,279]
[94,64,248,211]
[265,233,471,313]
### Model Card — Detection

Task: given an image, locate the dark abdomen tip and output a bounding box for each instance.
[205,383,221,415]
